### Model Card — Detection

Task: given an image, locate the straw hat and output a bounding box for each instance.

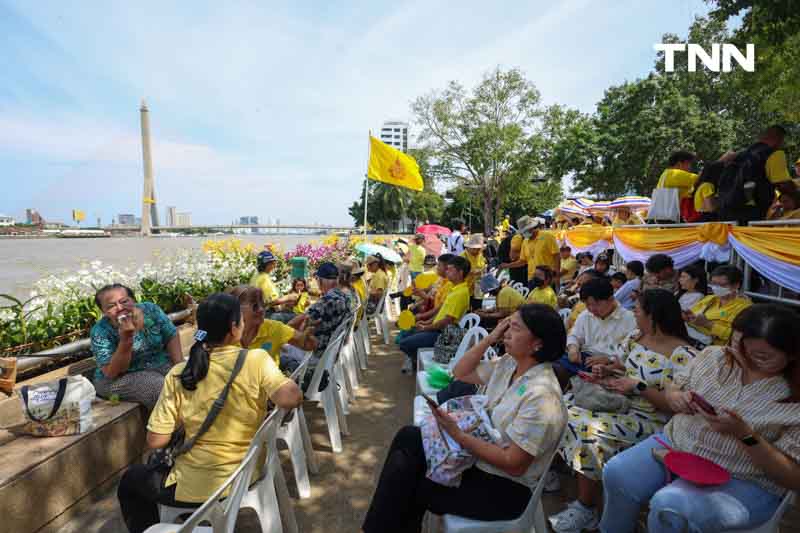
[465,234,485,249]
[365,255,380,266]
[519,216,544,234]
[516,215,534,233]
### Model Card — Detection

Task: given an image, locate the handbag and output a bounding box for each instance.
[147,348,248,477]
[570,375,631,413]
[648,188,680,221]
[8,375,96,437]
[433,324,465,364]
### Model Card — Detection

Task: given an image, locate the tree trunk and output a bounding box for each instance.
[482,189,495,235]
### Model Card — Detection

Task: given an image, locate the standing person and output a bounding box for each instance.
[693,159,727,222]
[407,233,427,281]
[502,217,529,285]
[654,151,698,201]
[462,234,487,309]
[677,262,707,311]
[446,219,467,255]
[365,255,389,315]
[91,284,183,410]
[614,260,644,311]
[499,217,560,285]
[397,256,471,373]
[117,293,302,533]
[363,305,568,533]
[684,264,751,347]
[599,304,800,533]
[642,253,678,294]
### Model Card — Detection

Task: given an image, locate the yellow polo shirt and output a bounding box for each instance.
[369,269,389,293]
[690,295,752,345]
[434,281,470,323]
[291,292,309,314]
[434,278,453,308]
[250,272,278,304]
[694,182,715,212]
[408,244,426,273]
[560,257,578,281]
[656,168,699,199]
[496,286,525,312]
[247,319,295,365]
[525,286,558,310]
[461,250,486,296]
[519,233,559,280]
[149,346,290,502]
[510,234,523,257]
[765,151,791,184]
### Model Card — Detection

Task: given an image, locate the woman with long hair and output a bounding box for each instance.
[117,293,302,533]
[549,289,698,532]
[600,303,800,533]
[677,262,707,311]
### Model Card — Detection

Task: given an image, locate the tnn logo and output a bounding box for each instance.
[654,43,755,72]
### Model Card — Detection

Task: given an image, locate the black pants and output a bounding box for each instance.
[118,464,197,533]
[362,426,531,533]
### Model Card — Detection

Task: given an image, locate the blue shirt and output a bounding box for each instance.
[91,302,177,380]
[614,278,641,310]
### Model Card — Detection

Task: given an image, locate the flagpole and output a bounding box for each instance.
[364,131,370,238]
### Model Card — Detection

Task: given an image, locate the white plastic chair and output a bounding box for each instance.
[511,282,530,298]
[721,491,795,533]
[558,308,571,327]
[458,313,481,330]
[304,325,350,453]
[433,427,566,533]
[416,326,489,395]
[147,446,261,533]
[369,292,391,345]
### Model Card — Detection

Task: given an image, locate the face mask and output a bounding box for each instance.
[530,277,544,288]
[710,284,732,297]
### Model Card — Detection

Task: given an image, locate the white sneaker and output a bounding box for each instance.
[543,469,561,493]
[548,500,599,533]
[401,358,413,374]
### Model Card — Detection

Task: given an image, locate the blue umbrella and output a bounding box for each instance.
[355,242,403,263]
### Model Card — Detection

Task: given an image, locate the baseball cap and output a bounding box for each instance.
[315,262,339,280]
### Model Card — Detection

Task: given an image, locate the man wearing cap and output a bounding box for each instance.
[461,234,486,309]
[284,262,350,375]
[499,216,560,285]
[405,233,427,281]
[398,256,471,373]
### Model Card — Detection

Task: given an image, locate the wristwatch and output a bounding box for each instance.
[634,381,648,395]
[741,434,759,447]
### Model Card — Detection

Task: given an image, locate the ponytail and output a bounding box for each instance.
[179,292,241,391]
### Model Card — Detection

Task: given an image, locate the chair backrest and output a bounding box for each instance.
[511,282,530,298]
[175,444,261,532]
[305,325,349,401]
[517,425,568,528]
[448,326,489,371]
[458,313,481,330]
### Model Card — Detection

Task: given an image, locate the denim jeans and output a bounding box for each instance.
[600,433,782,533]
[398,331,440,368]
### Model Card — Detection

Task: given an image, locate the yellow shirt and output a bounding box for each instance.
[434,281,470,323]
[765,150,791,184]
[250,272,278,304]
[612,212,645,227]
[291,292,309,314]
[560,257,578,281]
[148,346,290,502]
[525,286,558,309]
[690,295,752,345]
[414,271,439,290]
[247,319,296,365]
[496,286,525,312]
[519,233,559,280]
[369,269,389,293]
[434,278,453,309]
[510,234,523,257]
[461,250,487,296]
[694,182,715,212]
[656,168,699,199]
[408,244,426,273]
[567,301,586,332]
[353,277,366,319]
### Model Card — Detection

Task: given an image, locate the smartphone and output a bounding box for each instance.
[421,392,438,409]
[690,392,717,415]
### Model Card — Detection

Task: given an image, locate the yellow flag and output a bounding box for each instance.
[72,209,86,222]
[367,135,423,192]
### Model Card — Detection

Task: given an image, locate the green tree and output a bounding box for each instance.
[412,67,545,232]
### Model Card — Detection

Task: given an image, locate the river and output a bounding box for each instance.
[0,235,318,300]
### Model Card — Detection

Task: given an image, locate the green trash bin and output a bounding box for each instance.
[290,256,310,280]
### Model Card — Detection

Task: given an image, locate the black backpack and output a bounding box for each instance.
[716,143,775,219]
[497,233,514,264]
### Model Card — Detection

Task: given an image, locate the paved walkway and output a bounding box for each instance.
[52,324,799,532]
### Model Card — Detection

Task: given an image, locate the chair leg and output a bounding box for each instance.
[282,418,311,499]
[245,467,282,533]
[533,499,547,533]
[321,388,343,452]
[334,362,351,415]
[296,407,319,474]
[274,458,299,533]
[380,317,391,344]
[333,383,350,436]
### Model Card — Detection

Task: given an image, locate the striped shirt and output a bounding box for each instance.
[666,346,800,496]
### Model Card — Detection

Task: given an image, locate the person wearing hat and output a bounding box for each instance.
[475,274,525,329]
[461,233,487,309]
[251,250,297,322]
[365,255,390,315]
[406,234,427,281]
[499,216,560,285]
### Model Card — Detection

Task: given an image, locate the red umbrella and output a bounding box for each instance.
[416,224,451,235]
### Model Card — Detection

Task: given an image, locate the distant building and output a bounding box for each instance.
[0,214,14,226]
[166,206,177,227]
[117,213,136,226]
[379,120,409,152]
[239,216,259,225]
[26,208,43,225]
[176,212,192,226]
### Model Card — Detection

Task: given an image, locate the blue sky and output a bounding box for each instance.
[0,0,710,226]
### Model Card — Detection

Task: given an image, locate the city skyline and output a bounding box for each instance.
[1,1,711,226]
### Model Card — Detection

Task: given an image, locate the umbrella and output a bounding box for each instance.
[586,201,612,213]
[608,195,652,209]
[354,242,403,263]
[416,224,451,235]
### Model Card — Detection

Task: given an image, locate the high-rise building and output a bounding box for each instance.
[379,120,409,152]
[166,206,177,227]
[117,213,136,225]
[176,212,192,226]
[26,208,43,225]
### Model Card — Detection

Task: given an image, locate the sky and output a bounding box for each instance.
[0,0,711,226]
